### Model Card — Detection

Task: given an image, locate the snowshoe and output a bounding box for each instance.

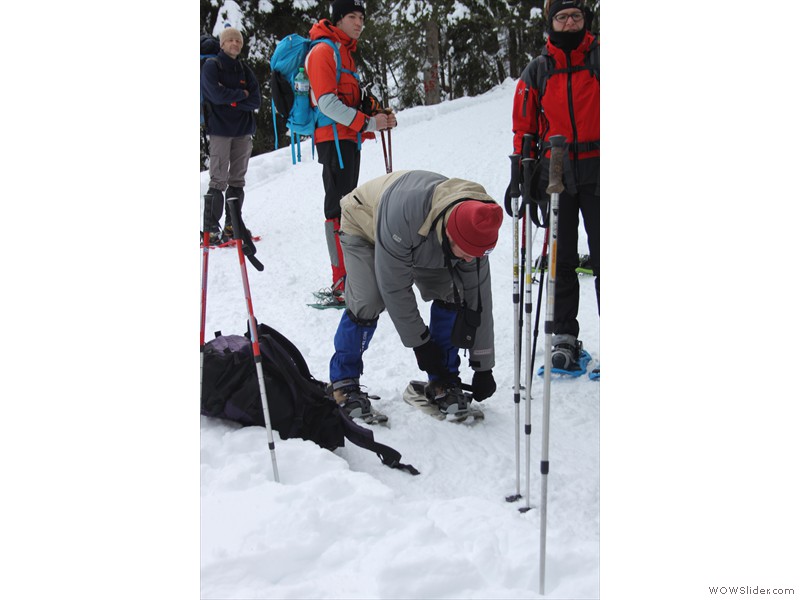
[199,233,262,249]
[537,349,592,378]
[588,367,600,381]
[308,288,346,310]
[576,254,594,276]
[403,380,484,423]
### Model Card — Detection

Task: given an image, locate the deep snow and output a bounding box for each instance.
[6,9,800,598]
[199,79,600,599]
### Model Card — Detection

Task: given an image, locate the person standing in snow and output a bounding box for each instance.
[306,0,397,307]
[511,0,599,373]
[328,170,502,423]
[201,26,261,245]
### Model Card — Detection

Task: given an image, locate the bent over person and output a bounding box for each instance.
[328,170,503,424]
[512,0,599,375]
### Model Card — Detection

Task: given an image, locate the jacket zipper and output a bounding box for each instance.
[565,52,580,180]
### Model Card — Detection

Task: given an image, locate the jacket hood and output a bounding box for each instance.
[309,19,358,52]
[419,178,497,241]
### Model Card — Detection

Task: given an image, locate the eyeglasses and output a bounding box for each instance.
[553,12,584,23]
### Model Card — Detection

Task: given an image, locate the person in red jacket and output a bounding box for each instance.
[306,0,397,307]
[511,0,599,374]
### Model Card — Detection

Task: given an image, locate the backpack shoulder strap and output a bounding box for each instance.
[310,38,357,83]
[203,56,221,70]
[533,51,553,100]
[538,40,599,94]
[240,60,254,86]
[586,40,599,82]
[255,323,314,379]
[337,409,420,475]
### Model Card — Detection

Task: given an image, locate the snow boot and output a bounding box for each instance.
[331,379,387,424]
[220,224,234,243]
[224,186,244,229]
[551,334,582,370]
[425,379,471,416]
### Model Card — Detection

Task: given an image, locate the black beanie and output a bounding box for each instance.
[331,0,366,24]
[547,0,584,21]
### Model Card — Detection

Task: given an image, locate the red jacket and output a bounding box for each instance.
[512,31,599,162]
[306,20,374,144]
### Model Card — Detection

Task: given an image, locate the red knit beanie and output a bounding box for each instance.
[447,201,504,257]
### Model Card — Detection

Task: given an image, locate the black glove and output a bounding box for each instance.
[413,339,448,379]
[358,83,383,117]
[471,369,496,402]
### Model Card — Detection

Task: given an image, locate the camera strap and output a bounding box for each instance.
[438,211,483,315]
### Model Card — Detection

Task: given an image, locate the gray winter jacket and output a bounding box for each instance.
[340,170,498,371]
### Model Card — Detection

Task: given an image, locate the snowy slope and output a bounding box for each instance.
[200,79,599,599]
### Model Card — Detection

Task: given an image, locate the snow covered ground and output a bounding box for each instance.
[6,7,800,600]
[199,79,600,599]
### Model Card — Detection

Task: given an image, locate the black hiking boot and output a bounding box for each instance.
[551,334,582,370]
[425,379,471,416]
[331,380,387,424]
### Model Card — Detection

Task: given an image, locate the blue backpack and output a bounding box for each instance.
[269,34,360,169]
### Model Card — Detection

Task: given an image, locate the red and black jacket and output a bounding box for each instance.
[512,31,599,167]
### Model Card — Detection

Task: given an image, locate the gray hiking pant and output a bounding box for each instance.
[208,134,253,191]
[340,233,454,325]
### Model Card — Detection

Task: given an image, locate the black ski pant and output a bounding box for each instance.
[547,182,600,338]
[317,140,361,220]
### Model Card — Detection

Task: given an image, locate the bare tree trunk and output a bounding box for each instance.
[509,26,519,78]
[423,20,441,105]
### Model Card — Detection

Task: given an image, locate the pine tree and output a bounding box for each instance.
[199,0,599,168]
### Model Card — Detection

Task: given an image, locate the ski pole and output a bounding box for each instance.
[529,230,549,385]
[539,134,566,595]
[200,193,214,403]
[226,196,279,483]
[517,134,537,513]
[521,164,535,513]
[380,130,390,173]
[380,108,394,173]
[505,153,523,504]
[388,124,393,172]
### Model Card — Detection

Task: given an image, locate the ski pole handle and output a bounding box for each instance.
[509,154,521,198]
[227,197,244,240]
[227,197,264,272]
[504,154,522,216]
[546,135,566,195]
[203,193,215,233]
[522,134,534,160]
[520,134,536,211]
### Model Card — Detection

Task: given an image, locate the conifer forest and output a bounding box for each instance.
[200,0,600,166]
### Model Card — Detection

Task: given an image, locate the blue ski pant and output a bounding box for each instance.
[329,234,460,384]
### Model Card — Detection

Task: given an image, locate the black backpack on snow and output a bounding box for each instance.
[201,322,418,475]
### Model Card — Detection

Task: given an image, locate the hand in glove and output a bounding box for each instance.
[358,83,383,117]
[471,369,496,402]
[359,91,382,116]
[413,339,448,379]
